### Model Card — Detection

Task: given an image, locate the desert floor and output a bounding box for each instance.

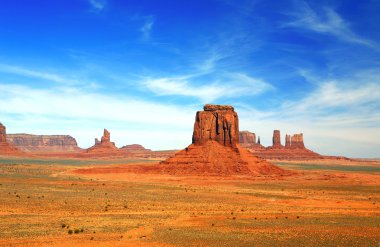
[0,156,379,246]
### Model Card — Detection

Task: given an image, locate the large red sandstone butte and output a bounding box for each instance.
[0,123,23,155]
[159,104,285,176]
[192,104,239,148]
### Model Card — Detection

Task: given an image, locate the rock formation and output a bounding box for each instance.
[242,129,322,160]
[290,133,305,149]
[0,124,5,143]
[239,131,256,144]
[159,104,285,176]
[101,129,111,143]
[272,130,282,148]
[120,144,151,153]
[0,123,23,155]
[192,104,239,147]
[7,134,81,152]
[85,129,120,156]
[95,138,100,145]
[239,131,265,151]
[285,134,291,148]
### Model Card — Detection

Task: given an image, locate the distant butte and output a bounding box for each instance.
[85,129,121,156]
[157,104,286,176]
[7,134,81,153]
[239,130,347,160]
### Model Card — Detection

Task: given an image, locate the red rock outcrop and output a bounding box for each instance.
[192,104,239,148]
[120,144,151,153]
[0,124,5,143]
[272,130,282,148]
[239,131,265,151]
[285,134,291,148]
[7,134,81,152]
[85,129,120,156]
[119,144,152,157]
[244,130,322,160]
[290,133,305,149]
[101,129,111,143]
[0,123,23,155]
[159,104,285,176]
[239,131,256,144]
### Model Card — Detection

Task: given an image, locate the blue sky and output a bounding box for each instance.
[0,0,379,157]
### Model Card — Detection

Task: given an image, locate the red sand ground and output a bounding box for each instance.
[0,156,379,246]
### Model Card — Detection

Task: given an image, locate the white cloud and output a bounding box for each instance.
[237,69,380,158]
[140,16,155,41]
[0,64,75,85]
[0,83,196,149]
[0,63,98,88]
[282,81,380,117]
[88,0,106,11]
[285,1,378,49]
[142,72,273,102]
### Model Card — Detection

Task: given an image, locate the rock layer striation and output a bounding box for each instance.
[7,134,80,152]
[192,104,239,147]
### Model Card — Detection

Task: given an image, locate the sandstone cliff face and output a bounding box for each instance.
[285,134,291,148]
[290,133,305,149]
[192,104,239,148]
[272,130,282,148]
[7,134,80,152]
[239,131,256,144]
[0,123,23,155]
[161,104,285,176]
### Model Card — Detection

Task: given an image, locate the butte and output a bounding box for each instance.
[83,129,122,157]
[158,104,285,176]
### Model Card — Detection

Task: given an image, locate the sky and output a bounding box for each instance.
[0,0,379,158]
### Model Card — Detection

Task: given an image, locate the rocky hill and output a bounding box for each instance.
[159,104,285,176]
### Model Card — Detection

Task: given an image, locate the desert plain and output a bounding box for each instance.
[0,155,379,247]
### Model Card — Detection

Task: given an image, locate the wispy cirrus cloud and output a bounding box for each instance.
[87,0,107,11]
[283,81,380,118]
[285,1,378,50]
[0,63,98,88]
[140,16,155,41]
[142,72,274,102]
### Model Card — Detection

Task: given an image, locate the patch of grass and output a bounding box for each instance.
[274,162,380,173]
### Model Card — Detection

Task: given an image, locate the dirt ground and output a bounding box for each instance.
[0,156,379,246]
